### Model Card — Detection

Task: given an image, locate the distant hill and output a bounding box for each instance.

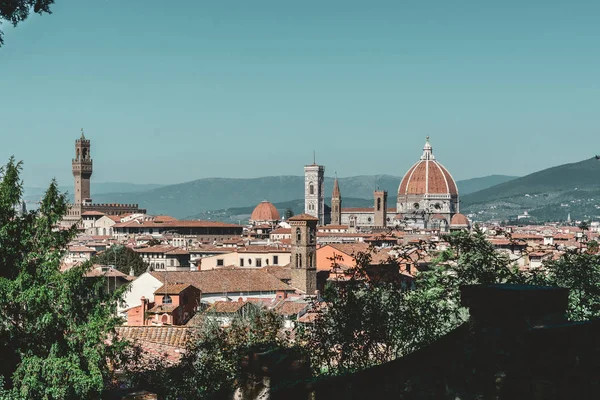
[21,174,517,219]
[462,157,600,222]
[23,182,164,201]
[456,175,517,195]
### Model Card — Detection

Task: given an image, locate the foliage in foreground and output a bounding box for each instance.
[0,158,129,399]
[130,308,288,400]
[0,0,54,46]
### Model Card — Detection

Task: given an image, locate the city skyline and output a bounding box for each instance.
[2,0,599,187]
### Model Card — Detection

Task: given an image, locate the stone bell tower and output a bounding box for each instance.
[289,213,318,295]
[72,129,93,205]
[330,175,342,226]
[374,190,388,228]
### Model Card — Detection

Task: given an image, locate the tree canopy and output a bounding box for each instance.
[0,0,54,46]
[92,245,147,276]
[0,158,128,399]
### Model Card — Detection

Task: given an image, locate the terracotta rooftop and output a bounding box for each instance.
[250,201,281,222]
[148,269,294,294]
[115,326,190,348]
[398,139,458,196]
[288,213,319,222]
[274,300,309,316]
[114,220,242,229]
[153,283,198,295]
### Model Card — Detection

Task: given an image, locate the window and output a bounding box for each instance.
[309,184,314,195]
[163,295,172,304]
[377,198,381,211]
[273,255,279,265]
[217,259,224,266]
[256,258,262,267]
[266,259,269,265]
[368,217,372,222]
[296,228,302,242]
[310,230,315,244]
[170,259,174,267]
[248,258,252,265]
[240,258,244,267]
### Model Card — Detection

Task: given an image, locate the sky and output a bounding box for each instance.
[1,0,599,188]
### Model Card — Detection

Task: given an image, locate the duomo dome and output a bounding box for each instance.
[249,200,281,225]
[397,138,459,228]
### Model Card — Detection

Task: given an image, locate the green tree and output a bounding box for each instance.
[587,240,599,254]
[132,307,287,399]
[0,158,129,399]
[0,0,54,46]
[284,208,294,220]
[92,244,147,276]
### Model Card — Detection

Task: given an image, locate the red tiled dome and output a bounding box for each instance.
[398,138,458,196]
[250,201,280,223]
[450,213,469,226]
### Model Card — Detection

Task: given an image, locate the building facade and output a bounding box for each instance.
[304,164,326,225]
[289,213,318,295]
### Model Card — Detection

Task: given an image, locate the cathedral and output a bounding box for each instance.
[61,131,146,227]
[304,137,470,232]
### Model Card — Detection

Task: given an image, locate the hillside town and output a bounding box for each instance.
[53,133,600,369]
[4,2,600,398]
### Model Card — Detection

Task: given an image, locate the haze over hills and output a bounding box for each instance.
[461,157,600,222]
[24,182,164,199]
[22,174,517,220]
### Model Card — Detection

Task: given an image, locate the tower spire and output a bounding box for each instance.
[332,174,341,198]
[421,136,435,160]
[81,128,86,140]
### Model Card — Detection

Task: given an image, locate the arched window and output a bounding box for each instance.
[308,254,313,268]
[82,148,88,160]
[296,228,302,242]
[377,198,381,211]
[161,314,169,324]
[163,295,172,304]
[309,184,314,195]
[296,253,302,268]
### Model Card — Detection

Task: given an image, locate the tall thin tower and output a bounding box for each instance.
[72,129,93,205]
[304,156,325,225]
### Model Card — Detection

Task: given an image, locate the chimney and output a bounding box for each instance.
[140,296,147,326]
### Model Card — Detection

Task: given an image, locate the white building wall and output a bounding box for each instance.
[118,272,163,318]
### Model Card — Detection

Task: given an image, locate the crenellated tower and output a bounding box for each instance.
[72,129,93,205]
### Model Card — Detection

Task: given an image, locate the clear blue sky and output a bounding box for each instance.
[1,0,599,188]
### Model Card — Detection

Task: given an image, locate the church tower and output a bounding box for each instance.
[374,190,388,228]
[304,162,325,225]
[289,213,318,295]
[330,176,342,225]
[72,129,93,205]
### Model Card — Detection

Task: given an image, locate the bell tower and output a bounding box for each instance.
[374,190,388,228]
[331,175,342,225]
[72,129,93,205]
[289,213,318,295]
[304,156,325,225]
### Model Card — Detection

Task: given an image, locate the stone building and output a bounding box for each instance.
[289,213,318,295]
[304,163,326,225]
[320,137,470,232]
[396,137,459,229]
[62,130,146,227]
